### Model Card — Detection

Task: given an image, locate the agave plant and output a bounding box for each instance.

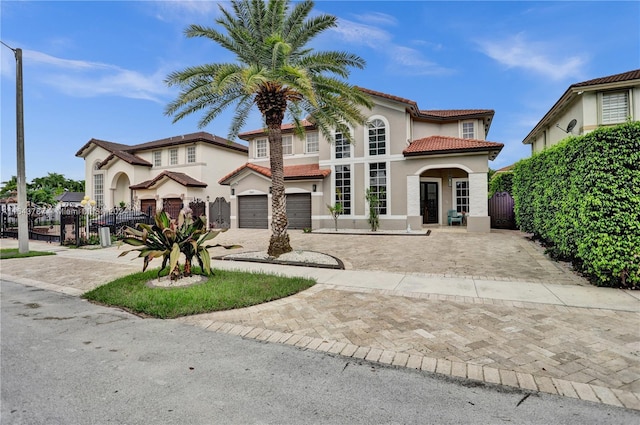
[120,210,240,280]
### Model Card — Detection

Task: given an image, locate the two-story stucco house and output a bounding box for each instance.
[219,88,503,232]
[523,69,640,152]
[76,132,247,217]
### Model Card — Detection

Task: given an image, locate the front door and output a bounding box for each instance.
[420,182,438,224]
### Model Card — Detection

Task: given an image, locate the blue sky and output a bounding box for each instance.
[1,1,638,184]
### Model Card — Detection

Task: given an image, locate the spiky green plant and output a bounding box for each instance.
[119,210,240,280]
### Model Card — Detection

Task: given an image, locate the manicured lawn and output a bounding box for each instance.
[0,248,56,259]
[83,268,315,319]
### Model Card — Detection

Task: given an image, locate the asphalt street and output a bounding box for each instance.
[2,280,638,425]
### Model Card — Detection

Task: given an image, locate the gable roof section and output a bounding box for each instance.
[55,191,85,203]
[523,69,640,144]
[100,150,152,168]
[129,171,207,190]
[403,135,503,160]
[76,132,248,167]
[239,120,315,140]
[238,88,495,138]
[219,163,330,185]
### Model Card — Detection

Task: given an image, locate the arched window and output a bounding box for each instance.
[368,118,386,156]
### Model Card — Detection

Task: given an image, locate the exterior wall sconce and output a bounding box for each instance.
[206,195,210,203]
[231,188,235,196]
[312,184,317,192]
[269,186,272,194]
[448,174,453,187]
[180,193,185,200]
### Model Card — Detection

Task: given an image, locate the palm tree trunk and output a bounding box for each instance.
[267,122,292,257]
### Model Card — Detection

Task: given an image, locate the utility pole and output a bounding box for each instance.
[2,42,29,253]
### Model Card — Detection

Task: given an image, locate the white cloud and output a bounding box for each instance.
[21,49,170,103]
[331,17,452,76]
[476,33,586,81]
[352,12,398,27]
[150,0,221,23]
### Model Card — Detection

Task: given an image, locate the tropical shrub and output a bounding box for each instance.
[513,121,640,287]
[365,188,383,232]
[120,210,240,280]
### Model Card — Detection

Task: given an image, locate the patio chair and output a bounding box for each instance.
[447,209,463,226]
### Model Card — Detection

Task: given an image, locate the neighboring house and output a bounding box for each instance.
[219,88,503,232]
[523,69,640,153]
[76,132,248,218]
[54,191,84,211]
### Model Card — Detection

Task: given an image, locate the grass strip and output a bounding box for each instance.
[83,268,315,319]
[0,248,56,259]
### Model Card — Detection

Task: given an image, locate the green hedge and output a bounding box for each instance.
[513,121,640,288]
[489,172,513,197]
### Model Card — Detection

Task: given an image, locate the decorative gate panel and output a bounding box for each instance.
[488,192,516,229]
[209,197,230,229]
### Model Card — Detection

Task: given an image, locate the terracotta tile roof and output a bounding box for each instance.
[495,164,515,173]
[420,109,494,118]
[523,69,640,144]
[572,69,640,88]
[238,120,315,139]
[219,162,330,184]
[131,132,247,153]
[130,171,207,190]
[100,150,152,168]
[356,87,419,108]
[403,135,503,160]
[76,132,248,159]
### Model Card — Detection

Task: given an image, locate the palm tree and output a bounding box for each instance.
[165,0,372,257]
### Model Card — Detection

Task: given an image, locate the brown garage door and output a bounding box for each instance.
[238,195,268,229]
[286,193,311,230]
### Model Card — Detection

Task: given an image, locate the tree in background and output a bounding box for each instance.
[165,0,372,257]
[0,173,85,206]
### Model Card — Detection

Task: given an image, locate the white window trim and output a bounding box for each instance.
[255,138,268,159]
[599,90,631,125]
[451,178,470,214]
[282,135,293,156]
[332,126,354,161]
[153,150,162,167]
[305,132,319,154]
[364,115,390,159]
[169,148,179,165]
[332,164,353,216]
[186,146,197,163]
[365,161,390,216]
[460,120,475,139]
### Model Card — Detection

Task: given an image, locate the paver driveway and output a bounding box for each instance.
[210,228,586,285]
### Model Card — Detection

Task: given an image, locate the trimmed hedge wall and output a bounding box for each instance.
[489,172,513,198]
[513,121,640,288]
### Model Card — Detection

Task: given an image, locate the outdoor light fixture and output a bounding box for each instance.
[448,174,453,187]
[269,186,272,194]
[231,188,235,196]
[312,184,317,192]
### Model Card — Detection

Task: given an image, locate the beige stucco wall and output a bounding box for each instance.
[238,97,496,232]
[530,84,640,153]
[81,141,247,211]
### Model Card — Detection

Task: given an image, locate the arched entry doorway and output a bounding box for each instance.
[112,173,132,208]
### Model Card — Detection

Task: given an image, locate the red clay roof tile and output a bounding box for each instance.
[403,135,503,160]
[219,163,330,184]
[130,171,207,190]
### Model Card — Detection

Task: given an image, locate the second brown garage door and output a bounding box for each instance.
[286,193,311,230]
[238,195,268,229]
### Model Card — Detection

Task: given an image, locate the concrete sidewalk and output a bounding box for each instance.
[1,238,639,411]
